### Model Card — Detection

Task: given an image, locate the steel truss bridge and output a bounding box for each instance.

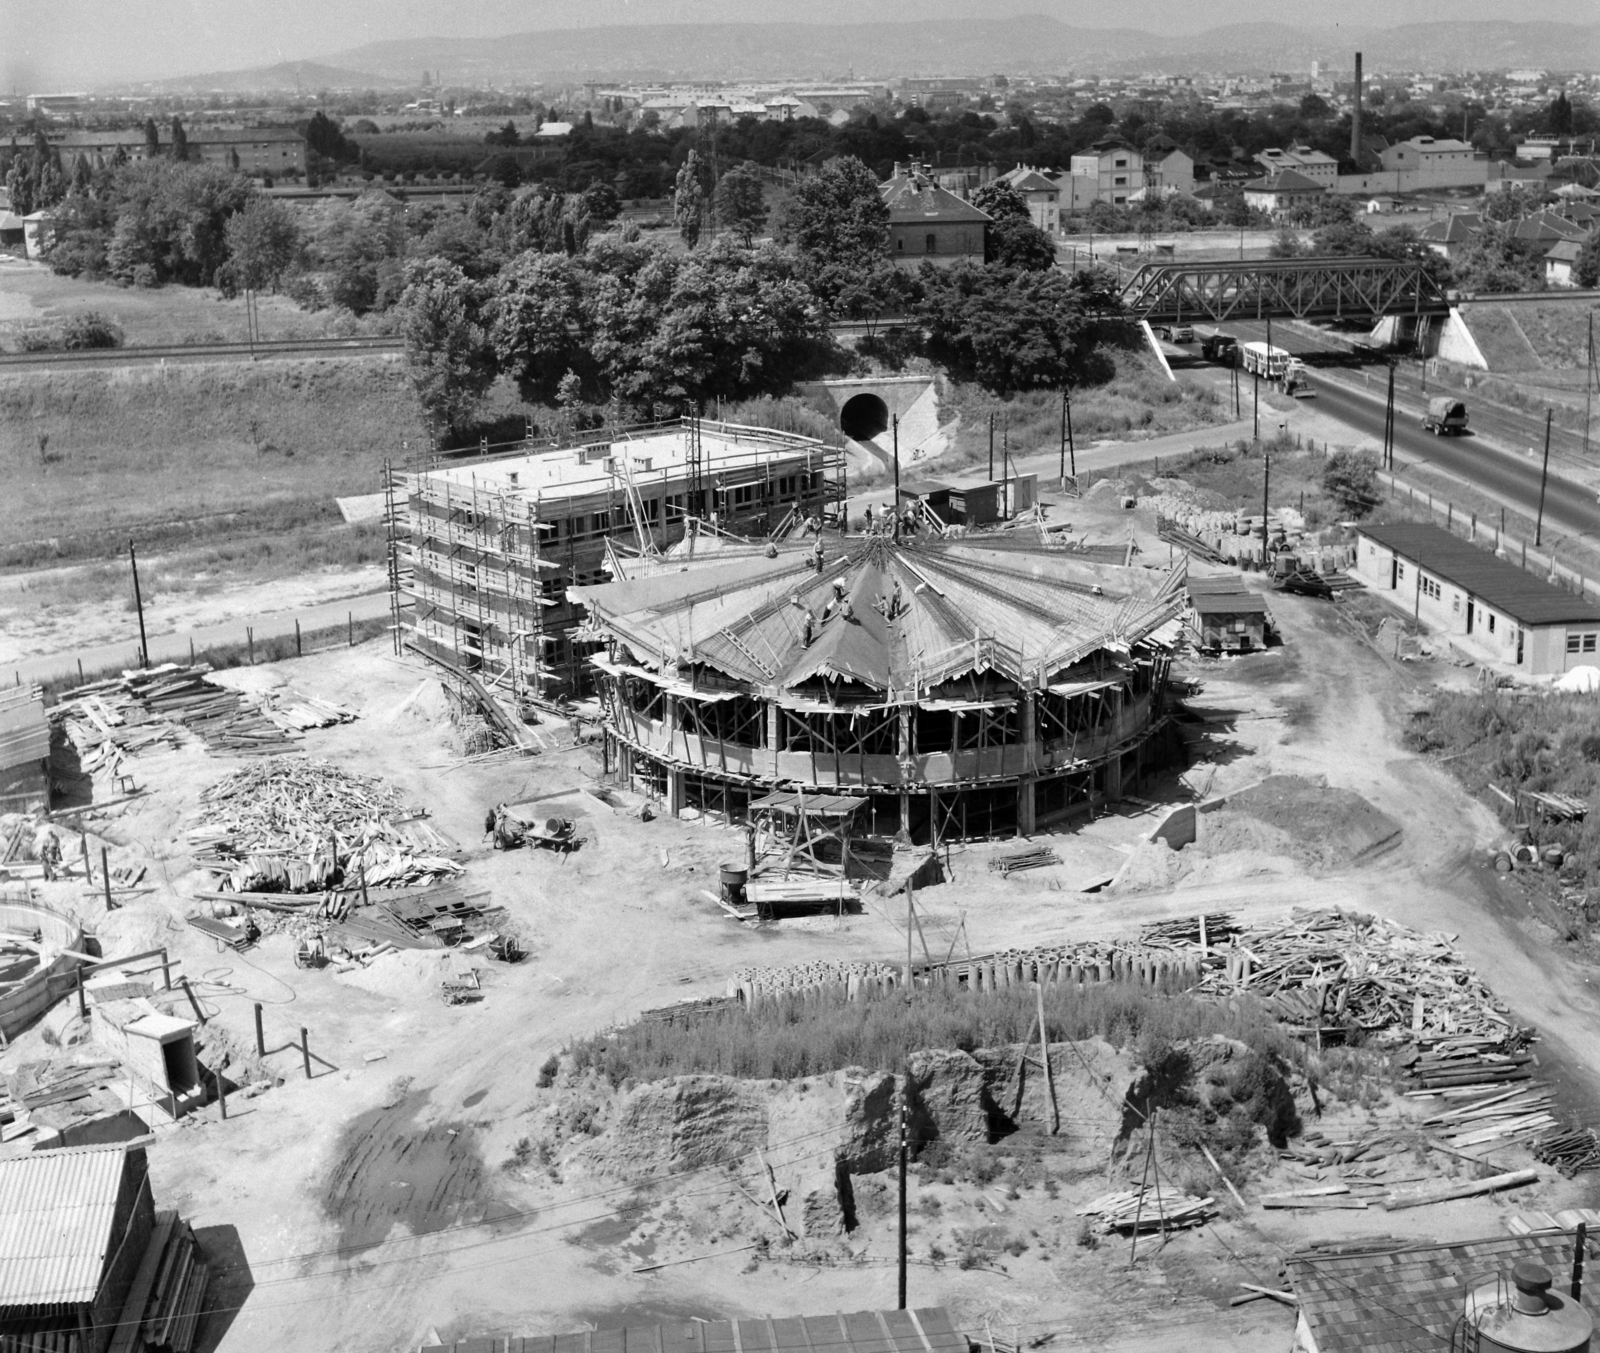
[1118,255,1453,324]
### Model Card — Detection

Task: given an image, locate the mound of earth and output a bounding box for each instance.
[1223,774,1401,869]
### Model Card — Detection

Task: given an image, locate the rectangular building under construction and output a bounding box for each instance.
[387,418,846,702]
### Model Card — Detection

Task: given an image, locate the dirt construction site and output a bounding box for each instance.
[8,481,1600,1353]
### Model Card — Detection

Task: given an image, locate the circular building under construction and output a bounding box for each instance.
[571,532,1185,843]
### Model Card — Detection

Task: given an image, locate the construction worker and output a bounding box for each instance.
[37,828,61,882]
[811,538,825,573]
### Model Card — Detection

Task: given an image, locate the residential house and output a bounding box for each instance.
[1353,521,1600,675]
[996,164,1060,234]
[1242,168,1327,215]
[1417,212,1482,262]
[1378,135,1487,190]
[1487,160,1553,194]
[881,163,989,265]
[1545,238,1586,287]
[1512,209,1591,247]
[1146,147,1195,195]
[1255,144,1338,186]
[1068,139,1143,207]
[52,127,307,176]
[0,210,24,253]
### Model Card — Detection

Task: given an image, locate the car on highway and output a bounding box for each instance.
[1157,324,1195,343]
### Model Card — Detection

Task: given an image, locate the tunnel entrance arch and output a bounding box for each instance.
[840,393,890,441]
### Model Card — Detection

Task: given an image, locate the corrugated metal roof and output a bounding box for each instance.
[1288,1233,1591,1353]
[421,1307,971,1353]
[1359,522,1600,627]
[1191,592,1267,616]
[0,685,48,772]
[0,1144,138,1309]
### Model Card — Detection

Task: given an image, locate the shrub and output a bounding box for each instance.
[59,312,124,350]
[1322,448,1380,517]
[537,1054,559,1088]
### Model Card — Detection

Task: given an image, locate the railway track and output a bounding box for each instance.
[0,334,404,368]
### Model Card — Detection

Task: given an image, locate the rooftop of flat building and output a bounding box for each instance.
[416,420,830,504]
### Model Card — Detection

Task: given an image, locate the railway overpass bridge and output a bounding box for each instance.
[1118,255,1453,326]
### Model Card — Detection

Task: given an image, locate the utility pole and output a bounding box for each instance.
[1252,370,1259,442]
[897,1074,909,1310]
[1585,311,1594,459]
[1384,362,1396,469]
[1065,385,1076,479]
[129,540,149,669]
[892,415,901,543]
[1260,448,1271,556]
[1002,417,1010,519]
[988,411,995,480]
[1536,408,1553,547]
[1059,386,1068,486]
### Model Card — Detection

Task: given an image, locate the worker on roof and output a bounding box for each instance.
[36,827,61,882]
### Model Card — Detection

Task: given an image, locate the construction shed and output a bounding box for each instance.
[0,1143,154,1353]
[1354,521,1600,675]
[0,684,49,814]
[91,1001,202,1120]
[419,1306,973,1353]
[388,417,845,703]
[1186,577,1269,653]
[1287,1231,1594,1353]
[904,474,1037,527]
[573,533,1184,843]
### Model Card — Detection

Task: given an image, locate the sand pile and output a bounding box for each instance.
[333,948,458,1001]
[94,902,182,959]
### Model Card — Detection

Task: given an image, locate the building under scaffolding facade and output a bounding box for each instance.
[571,533,1186,843]
[387,418,845,702]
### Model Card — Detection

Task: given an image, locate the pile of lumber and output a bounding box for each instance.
[1140,913,1239,946]
[1077,1187,1216,1234]
[260,688,358,733]
[1401,1037,1535,1091]
[1195,908,1519,1045]
[988,845,1062,875]
[1533,1128,1600,1177]
[1506,1206,1600,1235]
[190,758,462,894]
[1419,1084,1556,1152]
[109,1211,208,1353]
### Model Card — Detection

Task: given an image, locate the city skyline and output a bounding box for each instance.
[10,1,1600,91]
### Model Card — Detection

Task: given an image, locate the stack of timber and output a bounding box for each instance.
[1077,1187,1216,1234]
[108,1211,209,1353]
[259,688,358,733]
[1194,908,1520,1045]
[1533,1128,1600,1177]
[1401,1038,1535,1091]
[988,845,1062,875]
[1418,1084,1557,1153]
[1506,1206,1600,1235]
[1139,913,1239,946]
[53,664,306,760]
[190,758,462,895]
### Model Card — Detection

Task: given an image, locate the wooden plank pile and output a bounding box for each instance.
[1419,1084,1557,1153]
[1076,1187,1216,1234]
[1532,1128,1600,1177]
[1195,908,1520,1045]
[1140,913,1239,946]
[1521,789,1587,822]
[1506,1206,1600,1235]
[260,688,358,733]
[117,1212,208,1353]
[190,758,462,895]
[988,845,1062,875]
[1401,1037,1535,1091]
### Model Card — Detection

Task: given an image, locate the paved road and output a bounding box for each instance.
[8,588,392,689]
[1170,322,1600,544]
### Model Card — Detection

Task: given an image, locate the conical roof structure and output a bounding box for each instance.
[573,534,1184,700]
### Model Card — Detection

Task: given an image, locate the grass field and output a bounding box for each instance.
[3,358,430,564]
[0,259,373,350]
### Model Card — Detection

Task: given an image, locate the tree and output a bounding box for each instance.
[223,197,301,291]
[1268,227,1304,258]
[1483,184,1542,223]
[1549,91,1574,137]
[673,148,704,248]
[1322,449,1380,517]
[582,181,621,225]
[970,181,1029,221]
[1576,233,1600,289]
[144,119,160,159]
[1311,218,1376,255]
[303,111,359,163]
[397,259,497,439]
[712,163,768,247]
[489,252,593,402]
[985,214,1057,271]
[485,120,521,147]
[1453,221,1545,294]
[170,116,188,162]
[1300,93,1332,120]
[918,264,1090,394]
[780,155,888,267]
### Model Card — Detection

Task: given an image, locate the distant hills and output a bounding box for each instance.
[129,18,1600,92]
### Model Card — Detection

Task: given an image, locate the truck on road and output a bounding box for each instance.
[1421,396,1469,435]
[1201,332,1238,363]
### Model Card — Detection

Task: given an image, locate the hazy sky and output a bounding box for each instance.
[8,0,1599,90]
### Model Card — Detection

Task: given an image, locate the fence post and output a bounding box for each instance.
[295,619,302,658]
[254,1002,265,1057]
[160,948,171,990]
[1522,542,1527,569]
[101,847,113,911]
[348,611,354,647]
[301,1027,312,1080]
[1447,503,1452,530]
[247,627,254,665]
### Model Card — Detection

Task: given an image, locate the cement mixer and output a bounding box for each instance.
[485,802,584,853]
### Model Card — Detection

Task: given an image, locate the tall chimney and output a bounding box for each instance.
[1351,52,1363,168]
